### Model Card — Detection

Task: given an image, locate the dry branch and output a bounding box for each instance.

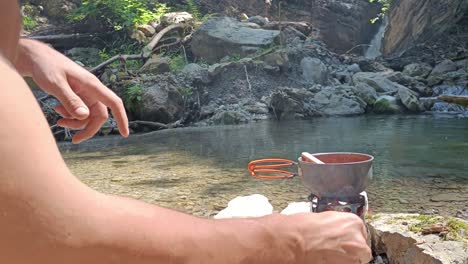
[90,54,145,73]
[263,21,312,35]
[90,23,189,73]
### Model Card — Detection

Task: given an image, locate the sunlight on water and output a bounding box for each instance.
[61,115,468,217]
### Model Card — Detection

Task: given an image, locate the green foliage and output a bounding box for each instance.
[22,16,38,30]
[124,84,143,113]
[68,0,170,30]
[369,0,393,24]
[179,86,193,97]
[169,55,187,72]
[98,41,143,69]
[186,0,201,21]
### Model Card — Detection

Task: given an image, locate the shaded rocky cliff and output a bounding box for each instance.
[383,0,468,55]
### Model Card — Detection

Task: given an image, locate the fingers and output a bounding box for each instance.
[80,77,129,137]
[54,105,72,118]
[57,118,88,129]
[71,103,108,144]
[54,80,90,120]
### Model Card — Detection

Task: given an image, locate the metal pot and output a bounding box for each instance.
[298,152,373,197]
[248,152,374,197]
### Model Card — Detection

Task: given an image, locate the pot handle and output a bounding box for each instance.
[247,158,297,179]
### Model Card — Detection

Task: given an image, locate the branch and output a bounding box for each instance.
[244,65,252,93]
[143,23,187,57]
[89,24,189,73]
[90,54,145,73]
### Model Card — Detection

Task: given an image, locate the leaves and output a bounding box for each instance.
[68,0,170,30]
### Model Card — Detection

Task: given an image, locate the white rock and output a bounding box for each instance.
[214,194,273,219]
[280,202,311,215]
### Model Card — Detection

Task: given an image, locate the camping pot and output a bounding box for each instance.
[248,152,374,197]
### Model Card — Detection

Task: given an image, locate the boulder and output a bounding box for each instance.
[309,86,366,116]
[139,57,171,74]
[191,17,280,63]
[353,82,378,105]
[269,88,313,119]
[180,63,210,85]
[139,77,184,123]
[211,110,250,125]
[161,12,193,25]
[300,57,329,84]
[374,95,404,114]
[431,59,458,75]
[39,0,78,18]
[353,72,406,93]
[368,213,468,264]
[398,87,422,112]
[402,63,433,78]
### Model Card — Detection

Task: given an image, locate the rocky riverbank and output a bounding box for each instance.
[22,1,468,140]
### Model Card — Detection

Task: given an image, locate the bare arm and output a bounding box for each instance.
[0,59,303,263]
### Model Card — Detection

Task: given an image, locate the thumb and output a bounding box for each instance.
[54,82,89,120]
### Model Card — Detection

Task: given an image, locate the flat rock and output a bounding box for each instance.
[368,213,467,264]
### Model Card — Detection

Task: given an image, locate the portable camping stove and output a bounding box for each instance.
[309,192,368,221]
[247,152,373,221]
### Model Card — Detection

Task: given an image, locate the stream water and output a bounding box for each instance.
[60,115,468,217]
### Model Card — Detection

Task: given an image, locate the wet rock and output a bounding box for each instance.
[137,24,155,37]
[247,16,268,26]
[374,95,404,114]
[353,72,405,93]
[211,110,250,125]
[397,87,422,112]
[431,59,458,75]
[309,86,366,116]
[161,12,193,25]
[269,88,309,119]
[300,57,329,85]
[191,17,280,63]
[420,97,438,111]
[139,57,171,74]
[242,22,261,29]
[402,63,432,78]
[368,213,467,264]
[352,82,378,105]
[430,193,467,202]
[214,194,273,219]
[139,76,184,123]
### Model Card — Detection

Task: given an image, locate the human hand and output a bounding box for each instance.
[287,212,372,264]
[15,39,129,143]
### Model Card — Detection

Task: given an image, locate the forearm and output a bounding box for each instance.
[87,194,301,263]
[13,38,45,76]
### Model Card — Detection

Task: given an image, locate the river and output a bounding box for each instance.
[60,115,468,217]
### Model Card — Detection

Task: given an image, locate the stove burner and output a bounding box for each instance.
[308,192,368,221]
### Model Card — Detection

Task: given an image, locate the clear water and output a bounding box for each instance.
[61,115,468,217]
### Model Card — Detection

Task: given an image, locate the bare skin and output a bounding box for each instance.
[0,1,372,263]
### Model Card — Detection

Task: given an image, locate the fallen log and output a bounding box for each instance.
[438,95,468,107]
[26,33,106,49]
[129,120,168,130]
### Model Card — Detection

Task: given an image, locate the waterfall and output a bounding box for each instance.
[365,17,388,59]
